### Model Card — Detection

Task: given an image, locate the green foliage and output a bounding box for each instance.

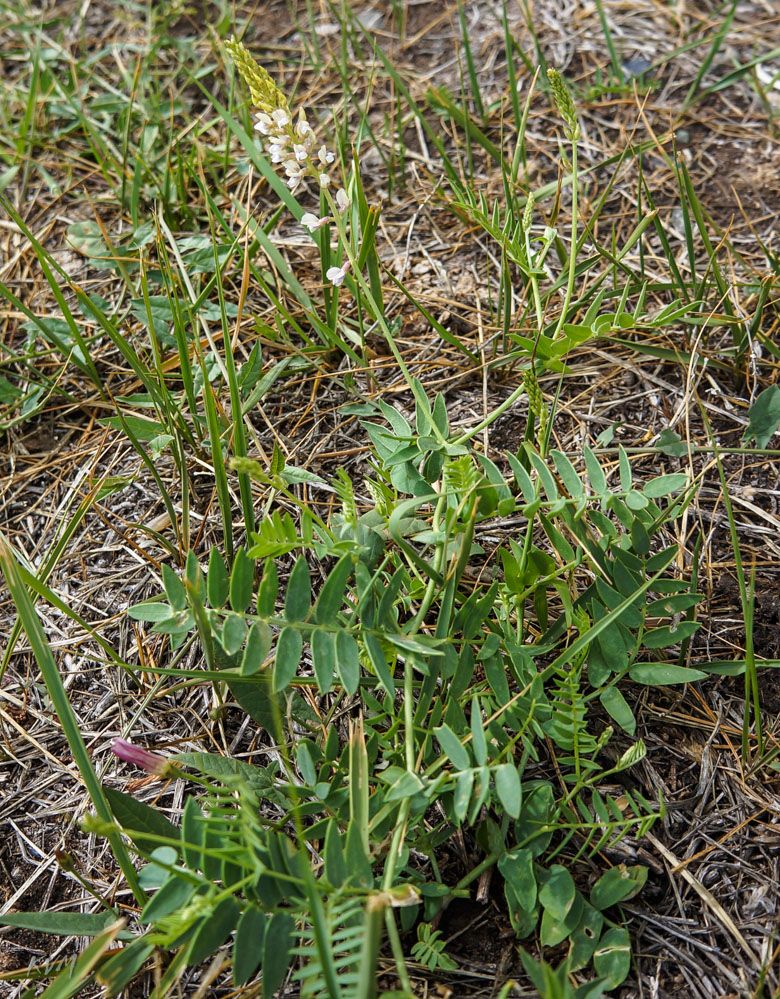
[5,3,762,996]
[106,425,694,993]
[743,385,780,449]
[411,923,459,972]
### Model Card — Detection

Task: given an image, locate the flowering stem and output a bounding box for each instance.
[321,188,449,448]
[550,137,578,341]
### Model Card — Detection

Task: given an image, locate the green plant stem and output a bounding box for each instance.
[699,403,763,761]
[321,188,449,449]
[407,494,448,631]
[550,137,579,341]
[384,908,413,993]
[0,537,146,906]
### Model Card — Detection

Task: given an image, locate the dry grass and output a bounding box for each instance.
[2,1,780,996]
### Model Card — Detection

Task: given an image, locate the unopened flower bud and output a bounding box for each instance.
[225,38,290,115]
[522,193,534,233]
[111,738,172,776]
[546,68,580,141]
[523,369,544,419]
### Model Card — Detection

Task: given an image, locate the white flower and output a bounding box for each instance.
[301,212,330,233]
[293,143,309,162]
[296,116,313,138]
[326,262,350,286]
[284,159,303,178]
[254,112,272,135]
[335,188,350,213]
[271,108,290,127]
[317,145,335,165]
[319,173,330,188]
[268,141,286,163]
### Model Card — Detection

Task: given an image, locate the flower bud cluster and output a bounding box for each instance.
[523,368,546,431]
[546,68,581,142]
[522,192,534,233]
[224,38,288,115]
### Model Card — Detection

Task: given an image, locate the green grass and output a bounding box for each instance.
[1,1,779,997]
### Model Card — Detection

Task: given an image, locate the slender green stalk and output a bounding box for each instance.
[0,537,145,906]
[700,405,763,761]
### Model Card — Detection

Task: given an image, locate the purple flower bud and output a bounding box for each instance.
[111,738,171,776]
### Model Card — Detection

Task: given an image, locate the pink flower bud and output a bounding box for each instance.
[111,738,171,776]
